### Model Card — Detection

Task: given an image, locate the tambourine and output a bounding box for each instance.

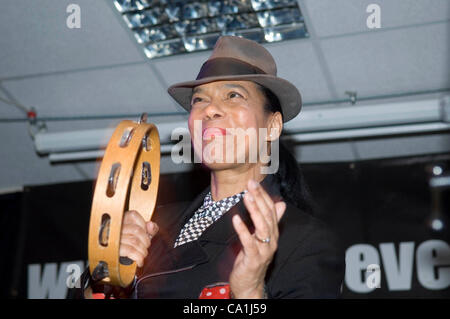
[88,113,160,287]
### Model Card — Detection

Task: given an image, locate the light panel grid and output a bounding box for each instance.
[113,0,309,59]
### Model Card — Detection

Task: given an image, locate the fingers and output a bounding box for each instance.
[274,201,286,222]
[119,243,146,267]
[120,234,149,265]
[245,179,284,238]
[248,180,276,229]
[146,221,159,238]
[249,180,277,224]
[240,179,287,259]
[232,214,258,258]
[243,192,271,240]
[123,210,146,230]
[120,210,159,268]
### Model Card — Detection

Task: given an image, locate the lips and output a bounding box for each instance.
[202,127,228,140]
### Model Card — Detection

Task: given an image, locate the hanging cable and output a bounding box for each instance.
[0,96,29,114]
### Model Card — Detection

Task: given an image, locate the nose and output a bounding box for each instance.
[203,101,225,121]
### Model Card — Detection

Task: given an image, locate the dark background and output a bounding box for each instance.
[1,155,449,298]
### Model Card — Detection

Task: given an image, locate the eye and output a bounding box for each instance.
[228,91,243,99]
[191,96,203,104]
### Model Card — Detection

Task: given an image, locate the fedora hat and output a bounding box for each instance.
[167,36,302,122]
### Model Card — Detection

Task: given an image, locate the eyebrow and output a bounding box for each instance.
[223,83,250,95]
[192,83,250,96]
[192,87,203,95]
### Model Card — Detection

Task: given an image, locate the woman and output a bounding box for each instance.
[76,36,344,299]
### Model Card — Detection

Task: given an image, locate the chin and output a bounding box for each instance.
[201,150,252,172]
[199,140,248,168]
[202,161,239,172]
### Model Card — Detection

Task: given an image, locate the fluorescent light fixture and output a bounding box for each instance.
[112,0,308,58]
[284,98,445,133]
[35,122,188,154]
[34,97,450,163]
[288,122,450,143]
[47,144,177,163]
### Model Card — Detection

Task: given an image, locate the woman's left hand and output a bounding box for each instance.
[229,179,286,298]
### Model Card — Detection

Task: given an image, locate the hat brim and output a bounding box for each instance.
[167,74,302,122]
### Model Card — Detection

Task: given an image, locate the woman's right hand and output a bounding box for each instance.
[119,210,159,268]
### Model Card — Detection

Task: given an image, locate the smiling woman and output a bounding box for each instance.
[70,35,345,299]
[188,80,274,170]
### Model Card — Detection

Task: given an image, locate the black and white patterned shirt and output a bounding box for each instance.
[174,190,246,247]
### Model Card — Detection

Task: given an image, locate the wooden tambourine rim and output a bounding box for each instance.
[88,119,160,287]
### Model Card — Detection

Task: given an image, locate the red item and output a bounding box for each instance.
[27,111,36,119]
[91,293,115,299]
[27,110,36,119]
[199,283,231,299]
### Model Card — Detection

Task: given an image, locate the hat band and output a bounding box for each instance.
[196,57,266,80]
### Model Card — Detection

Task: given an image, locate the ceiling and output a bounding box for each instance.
[0,0,449,192]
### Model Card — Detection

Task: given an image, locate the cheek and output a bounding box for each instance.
[230,108,258,130]
[188,112,204,156]
[187,116,194,135]
[230,109,262,158]
[232,108,267,146]
[188,111,201,135]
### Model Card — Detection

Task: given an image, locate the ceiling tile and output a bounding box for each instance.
[302,0,450,38]
[2,63,182,118]
[152,51,212,87]
[0,0,144,79]
[265,40,336,102]
[320,22,450,99]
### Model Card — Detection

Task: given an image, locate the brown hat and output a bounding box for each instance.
[167,36,302,122]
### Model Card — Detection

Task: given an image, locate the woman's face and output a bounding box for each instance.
[188,80,280,170]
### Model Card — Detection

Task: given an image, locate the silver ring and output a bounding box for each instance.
[255,234,271,244]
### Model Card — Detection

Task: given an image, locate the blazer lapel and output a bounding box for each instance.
[165,185,211,248]
[198,200,252,245]
[140,186,211,276]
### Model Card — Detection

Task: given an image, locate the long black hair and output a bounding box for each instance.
[258,85,317,216]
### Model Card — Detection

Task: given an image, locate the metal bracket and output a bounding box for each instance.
[439,95,450,123]
[345,91,358,105]
[139,112,148,124]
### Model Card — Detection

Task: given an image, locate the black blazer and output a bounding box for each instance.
[132,174,345,299]
[71,174,345,299]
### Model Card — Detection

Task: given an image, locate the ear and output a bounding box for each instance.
[266,111,283,142]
